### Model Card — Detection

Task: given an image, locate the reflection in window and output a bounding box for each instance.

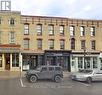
[71,38,75,50]
[49,39,54,49]
[0,55,2,67]
[37,24,42,35]
[12,54,19,67]
[91,27,95,36]
[80,26,85,36]
[93,57,97,68]
[24,24,29,35]
[78,57,83,68]
[60,39,65,50]
[59,25,64,35]
[10,18,15,25]
[48,24,54,35]
[70,26,75,36]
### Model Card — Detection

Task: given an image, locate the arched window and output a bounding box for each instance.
[71,38,75,50]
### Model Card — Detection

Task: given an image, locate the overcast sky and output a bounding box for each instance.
[11,0,102,19]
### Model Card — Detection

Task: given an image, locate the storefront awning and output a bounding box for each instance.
[0,44,20,53]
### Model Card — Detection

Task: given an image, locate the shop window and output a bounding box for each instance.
[85,57,91,69]
[12,54,19,67]
[93,57,97,68]
[78,57,83,69]
[0,55,2,67]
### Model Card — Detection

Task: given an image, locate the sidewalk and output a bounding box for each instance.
[0,71,21,79]
[0,71,70,79]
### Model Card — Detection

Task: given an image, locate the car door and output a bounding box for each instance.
[93,71,102,81]
[39,67,48,79]
[48,67,55,79]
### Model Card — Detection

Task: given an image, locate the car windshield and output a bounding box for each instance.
[79,69,93,74]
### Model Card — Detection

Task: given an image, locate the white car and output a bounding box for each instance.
[70,69,102,83]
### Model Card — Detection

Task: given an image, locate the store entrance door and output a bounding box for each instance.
[5,54,10,70]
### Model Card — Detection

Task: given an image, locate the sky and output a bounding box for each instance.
[10,0,102,19]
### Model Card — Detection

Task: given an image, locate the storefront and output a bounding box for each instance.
[22,52,44,70]
[44,50,71,71]
[71,51,100,72]
[0,45,21,71]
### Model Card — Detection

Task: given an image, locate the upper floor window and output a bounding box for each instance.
[0,18,2,24]
[60,39,65,50]
[71,38,75,50]
[37,24,42,36]
[24,39,29,50]
[49,39,54,49]
[80,26,85,36]
[59,25,64,35]
[24,24,29,35]
[0,31,1,44]
[81,40,85,50]
[48,24,54,35]
[10,18,15,25]
[9,32,15,44]
[91,27,95,36]
[91,40,96,50]
[70,26,75,36]
[37,39,42,49]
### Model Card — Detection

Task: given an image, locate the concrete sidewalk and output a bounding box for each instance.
[0,71,70,79]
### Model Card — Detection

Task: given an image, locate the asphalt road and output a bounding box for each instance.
[0,77,102,95]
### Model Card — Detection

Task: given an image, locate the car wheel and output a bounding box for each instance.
[54,75,62,83]
[29,75,37,83]
[87,77,92,84]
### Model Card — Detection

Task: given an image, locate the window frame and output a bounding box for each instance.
[60,39,65,50]
[90,27,95,36]
[37,24,42,36]
[70,26,75,36]
[9,31,15,44]
[37,39,42,49]
[49,39,54,49]
[23,39,29,50]
[59,25,64,35]
[24,24,29,35]
[48,24,54,35]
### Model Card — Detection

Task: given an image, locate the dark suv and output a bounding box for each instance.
[25,66,63,83]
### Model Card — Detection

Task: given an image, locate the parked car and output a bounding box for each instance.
[25,65,63,83]
[70,69,102,83]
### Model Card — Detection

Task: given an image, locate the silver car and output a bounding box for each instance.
[25,65,63,83]
[70,69,102,83]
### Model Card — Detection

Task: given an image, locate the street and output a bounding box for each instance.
[0,76,102,95]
